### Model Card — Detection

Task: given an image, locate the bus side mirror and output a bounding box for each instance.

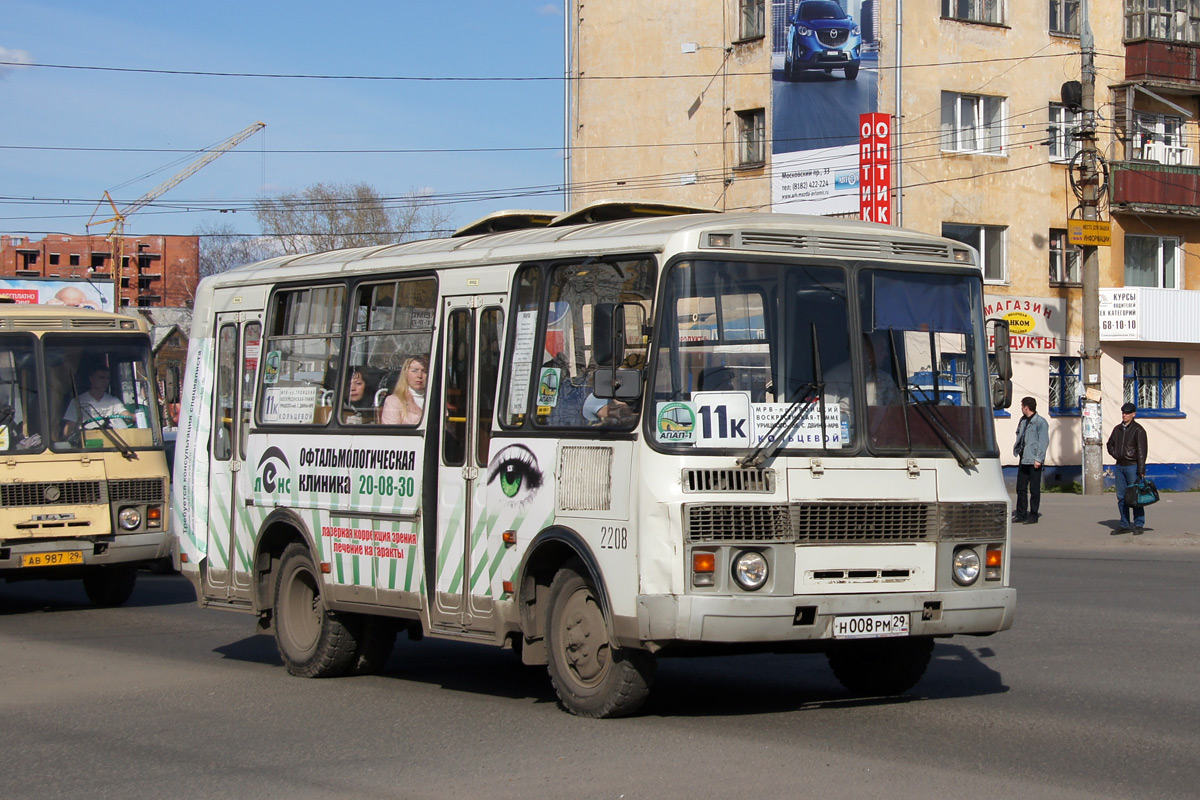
[990,319,1013,409]
[164,366,180,405]
[594,367,642,401]
[593,303,625,367]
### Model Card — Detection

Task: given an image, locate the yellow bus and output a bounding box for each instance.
[0,303,172,606]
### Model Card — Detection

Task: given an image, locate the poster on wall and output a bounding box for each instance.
[771,0,878,216]
[0,278,115,309]
[984,295,1067,354]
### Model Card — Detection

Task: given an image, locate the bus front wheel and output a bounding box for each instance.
[273,542,359,678]
[545,562,655,718]
[827,636,934,696]
[82,565,137,607]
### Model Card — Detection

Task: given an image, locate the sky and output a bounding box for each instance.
[0,1,567,239]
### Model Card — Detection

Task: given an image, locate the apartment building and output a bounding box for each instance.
[568,0,1200,488]
[0,233,200,309]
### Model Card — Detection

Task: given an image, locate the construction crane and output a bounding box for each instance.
[88,121,266,305]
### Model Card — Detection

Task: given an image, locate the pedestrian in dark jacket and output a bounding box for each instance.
[1106,401,1149,534]
[1013,396,1049,524]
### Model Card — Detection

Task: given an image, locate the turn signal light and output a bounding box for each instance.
[985,545,1002,581]
[692,551,716,587]
[502,530,517,546]
[502,580,514,595]
[320,562,332,574]
[146,506,162,528]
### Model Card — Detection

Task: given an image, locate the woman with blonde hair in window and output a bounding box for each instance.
[381,355,429,425]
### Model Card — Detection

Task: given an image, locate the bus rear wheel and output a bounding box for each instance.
[827,636,934,696]
[545,562,655,718]
[82,564,137,607]
[273,542,359,678]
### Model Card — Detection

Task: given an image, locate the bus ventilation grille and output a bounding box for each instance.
[1,480,105,507]
[109,478,167,503]
[682,468,775,493]
[686,501,958,543]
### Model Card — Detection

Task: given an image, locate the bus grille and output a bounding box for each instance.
[685,501,1006,543]
[109,478,166,503]
[1,480,105,507]
[682,468,775,493]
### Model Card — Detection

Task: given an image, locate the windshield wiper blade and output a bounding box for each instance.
[83,403,139,461]
[737,381,817,468]
[894,384,977,468]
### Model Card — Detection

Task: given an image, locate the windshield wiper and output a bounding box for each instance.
[738,322,830,468]
[897,385,977,468]
[883,331,976,469]
[82,403,139,461]
[737,381,818,468]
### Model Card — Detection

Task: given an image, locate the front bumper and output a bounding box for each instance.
[636,588,1016,645]
[0,531,172,575]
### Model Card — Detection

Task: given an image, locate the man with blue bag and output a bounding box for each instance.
[1107,402,1150,535]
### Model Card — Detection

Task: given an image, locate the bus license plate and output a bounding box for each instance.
[832,613,909,639]
[21,551,84,568]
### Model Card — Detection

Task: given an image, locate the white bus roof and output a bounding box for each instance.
[203,208,976,291]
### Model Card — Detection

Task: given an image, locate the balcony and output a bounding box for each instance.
[1111,159,1200,216]
[1099,287,1200,343]
[1126,39,1200,89]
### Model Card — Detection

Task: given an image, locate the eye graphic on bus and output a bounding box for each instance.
[487,444,544,507]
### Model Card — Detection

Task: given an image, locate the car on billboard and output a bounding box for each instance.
[783,0,862,81]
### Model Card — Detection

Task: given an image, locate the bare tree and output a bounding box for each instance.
[253,182,453,255]
[195,220,281,278]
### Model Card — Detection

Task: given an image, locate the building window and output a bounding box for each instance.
[1049,228,1081,284]
[738,0,765,40]
[942,0,1004,25]
[942,223,1006,282]
[1124,358,1180,415]
[941,92,1005,154]
[69,254,81,266]
[1048,104,1081,161]
[1049,356,1082,416]
[1134,112,1189,164]
[1125,234,1181,288]
[1050,0,1080,35]
[49,253,60,266]
[737,108,766,167]
[1126,1,1200,43]
[91,252,109,269]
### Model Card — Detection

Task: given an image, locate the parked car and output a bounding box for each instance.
[784,0,862,81]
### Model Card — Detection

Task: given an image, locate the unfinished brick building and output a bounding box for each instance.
[0,233,200,309]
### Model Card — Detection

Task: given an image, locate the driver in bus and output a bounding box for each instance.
[60,365,133,439]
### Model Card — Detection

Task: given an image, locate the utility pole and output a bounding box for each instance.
[1078,0,1104,495]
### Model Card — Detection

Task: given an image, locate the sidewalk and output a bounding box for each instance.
[1009,491,1200,551]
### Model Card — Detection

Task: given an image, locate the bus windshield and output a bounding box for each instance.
[41,335,162,453]
[652,259,996,457]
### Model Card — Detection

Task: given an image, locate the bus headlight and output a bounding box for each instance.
[732,550,768,591]
[952,546,981,585]
[118,507,142,531]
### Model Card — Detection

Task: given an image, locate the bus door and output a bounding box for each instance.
[205,313,261,601]
[430,295,505,633]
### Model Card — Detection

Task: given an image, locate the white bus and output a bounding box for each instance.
[1,303,172,606]
[174,203,1016,717]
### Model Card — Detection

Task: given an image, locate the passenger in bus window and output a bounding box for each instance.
[380,355,428,425]
[342,366,376,424]
[60,365,133,439]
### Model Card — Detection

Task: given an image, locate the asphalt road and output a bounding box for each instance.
[3,541,1198,800]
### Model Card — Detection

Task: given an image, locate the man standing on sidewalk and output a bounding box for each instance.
[1107,401,1149,534]
[1013,396,1049,524]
